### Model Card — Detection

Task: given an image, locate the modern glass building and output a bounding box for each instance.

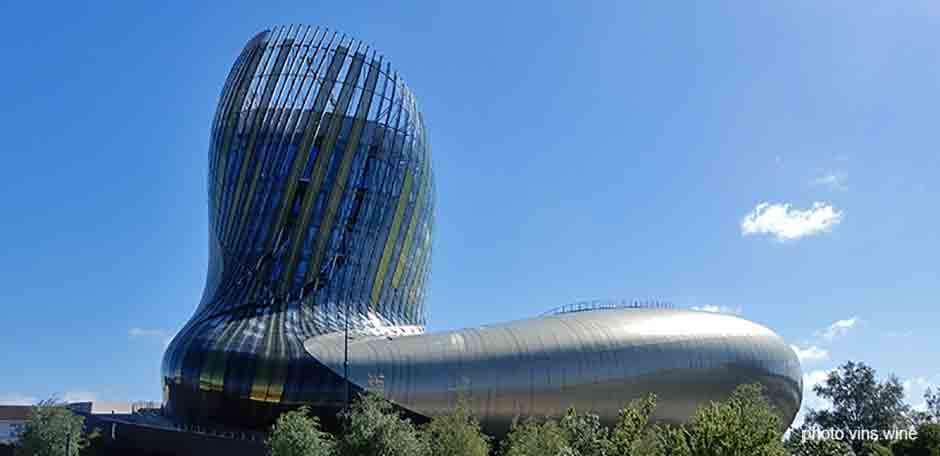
[162,25,434,427]
[163,25,802,434]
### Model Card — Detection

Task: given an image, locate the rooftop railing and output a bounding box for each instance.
[541,298,674,317]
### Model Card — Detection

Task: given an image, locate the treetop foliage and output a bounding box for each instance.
[806,361,913,453]
[335,393,428,456]
[14,399,98,456]
[423,399,490,456]
[266,406,333,456]
[248,361,940,456]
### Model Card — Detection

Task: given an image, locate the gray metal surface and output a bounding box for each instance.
[305,308,802,435]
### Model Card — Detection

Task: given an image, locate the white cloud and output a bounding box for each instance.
[128,328,164,337]
[792,369,834,429]
[691,304,743,315]
[0,392,36,405]
[61,391,97,404]
[129,327,174,347]
[791,345,829,363]
[741,202,843,241]
[818,317,859,341]
[904,376,937,412]
[812,172,848,191]
[886,330,914,338]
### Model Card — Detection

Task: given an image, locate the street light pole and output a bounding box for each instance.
[65,420,71,456]
[343,297,350,410]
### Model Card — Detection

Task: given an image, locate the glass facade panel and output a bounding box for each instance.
[162,25,434,429]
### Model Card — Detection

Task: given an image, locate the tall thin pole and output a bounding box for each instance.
[343,297,350,409]
[65,420,71,456]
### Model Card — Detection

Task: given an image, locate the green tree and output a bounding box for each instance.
[266,406,333,456]
[926,388,940,423]
[806,362,910,453]
[558,408,614,456]
[500,417,573,456]
[608,393,693,456]
[14,399,98,456]
[636,424,692,456]
[686,383,787,456]
[785,428,856,456]
[422,400,490,456]
[611,393,658,455]
[859,441,893,456]
[892,423,940,456]
[336,393,428,456]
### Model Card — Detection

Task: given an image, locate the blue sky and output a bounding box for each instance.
[0,1,937,425]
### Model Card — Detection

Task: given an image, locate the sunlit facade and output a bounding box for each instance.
[163,25,802,434]
[162,25,434,427]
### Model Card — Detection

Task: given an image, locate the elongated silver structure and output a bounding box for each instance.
[162,25,802,433]
[306,307,802,434]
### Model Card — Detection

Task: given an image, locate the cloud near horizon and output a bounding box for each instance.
[791,345,829,363]
[741,202,843,241]
[792,368,835,428]
[0,391,100,405]
[129,327,174,347]
[812,171,848,191]
[61,391,97,403]
[691,304,743,315]
[0,392,36,405]
[818,317,859,341]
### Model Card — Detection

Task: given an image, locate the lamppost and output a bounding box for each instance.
[343,296,350,410]
[64,418,71,456]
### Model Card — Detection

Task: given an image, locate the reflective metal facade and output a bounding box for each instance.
[163,25,803,433]
[305,308,803,435]
[162,25,434,427]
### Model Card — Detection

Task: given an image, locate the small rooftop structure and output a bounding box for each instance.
[541,298,674,316]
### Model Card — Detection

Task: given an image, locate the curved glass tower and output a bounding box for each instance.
[162,25,434,427]
[164,25,802,434]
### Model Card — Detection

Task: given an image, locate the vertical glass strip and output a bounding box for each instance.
[281,47,364,294]
[224,35,295,246]
[372,169,413,306]
[253,39,345,290]
[213,42,266,229]
[392,166,426,288]
[304,56,381,286]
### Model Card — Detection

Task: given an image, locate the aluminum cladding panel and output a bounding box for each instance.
[305,308,803,435]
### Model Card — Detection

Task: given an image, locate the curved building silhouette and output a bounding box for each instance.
[163,25,802,433]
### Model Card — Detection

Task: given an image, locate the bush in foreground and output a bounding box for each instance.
[423,400,490,456]
[500,417,573,456]
[559,407,614,456]
[335,393,427,456]
[14,399,98,456]
[267,384,790,456]
[687,383,788,456]
[266,406,333,456]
